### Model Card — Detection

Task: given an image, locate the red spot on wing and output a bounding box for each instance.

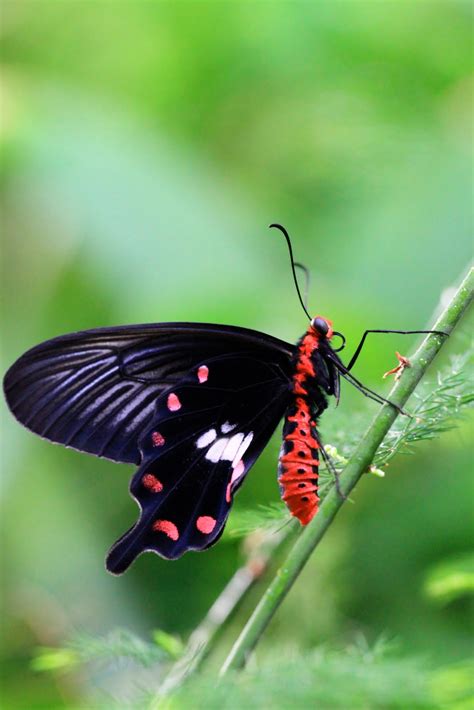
[226,483,232,503]
[152,519,179,540]
[197,365,209,383]
[151,431,165,447]
[142,474,164,493]
[167,393,181,411]
[196,516,217,534]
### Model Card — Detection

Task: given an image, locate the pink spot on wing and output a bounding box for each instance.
[227,460,245,501]
[197,365,209,383]
[231,459,245,483]
[167,393,181,411]
[151,431,165,447]
[142,474,163,493]
[196,516,217,534]
[152,519,179,541]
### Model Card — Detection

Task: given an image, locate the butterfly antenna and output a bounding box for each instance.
[269,223,312,321]
[294,262,310,311]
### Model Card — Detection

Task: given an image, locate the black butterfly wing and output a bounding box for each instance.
[3,323,294,465]
[106,355,291,572]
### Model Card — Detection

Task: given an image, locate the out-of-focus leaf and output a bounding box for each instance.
[424,553,474,605]
[430,660,474,710]
[33,629,167,672]
[32,648,79,672]
[152,630,184,660]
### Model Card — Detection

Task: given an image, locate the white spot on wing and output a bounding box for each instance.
[221,433,245,461]
[221,421,236,433]
[206,438,230,463]
[233,432,254,466]
[196,429,217,449]
[205,431,254,465]
[231,459,245,484]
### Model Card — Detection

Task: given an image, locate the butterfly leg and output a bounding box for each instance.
[334,365,410,416]
[345,330,448,372]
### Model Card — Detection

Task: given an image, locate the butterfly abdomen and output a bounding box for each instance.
[278,326,327,525]
[278,397,320,525]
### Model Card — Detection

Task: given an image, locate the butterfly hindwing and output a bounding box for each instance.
[106,355,291,572]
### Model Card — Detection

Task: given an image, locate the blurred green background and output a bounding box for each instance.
[1,2,472,707]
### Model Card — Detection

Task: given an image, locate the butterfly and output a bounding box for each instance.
[3,224,445,573]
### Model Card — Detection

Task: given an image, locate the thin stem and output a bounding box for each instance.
[157,527,293,697]
[220,267,474,675]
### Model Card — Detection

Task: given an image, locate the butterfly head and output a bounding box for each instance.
[311,316,333,339]
[311,316,345,353]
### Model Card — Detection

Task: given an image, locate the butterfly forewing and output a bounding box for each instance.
[106,355,291,572]
[3,323,294,465]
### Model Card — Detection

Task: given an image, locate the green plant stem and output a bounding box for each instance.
[220,267,474,675]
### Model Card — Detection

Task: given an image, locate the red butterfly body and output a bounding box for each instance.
[279,321,335,525]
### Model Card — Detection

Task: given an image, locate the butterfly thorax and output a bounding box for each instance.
[278,324,331,525]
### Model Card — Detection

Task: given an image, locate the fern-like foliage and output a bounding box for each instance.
[32,628,172,672]
[374,347,473,466]
[33,635,474,709]
[165,639,473,710]
[226,503,293,538]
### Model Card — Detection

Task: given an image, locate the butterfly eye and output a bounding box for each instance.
[311,317,329,335]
